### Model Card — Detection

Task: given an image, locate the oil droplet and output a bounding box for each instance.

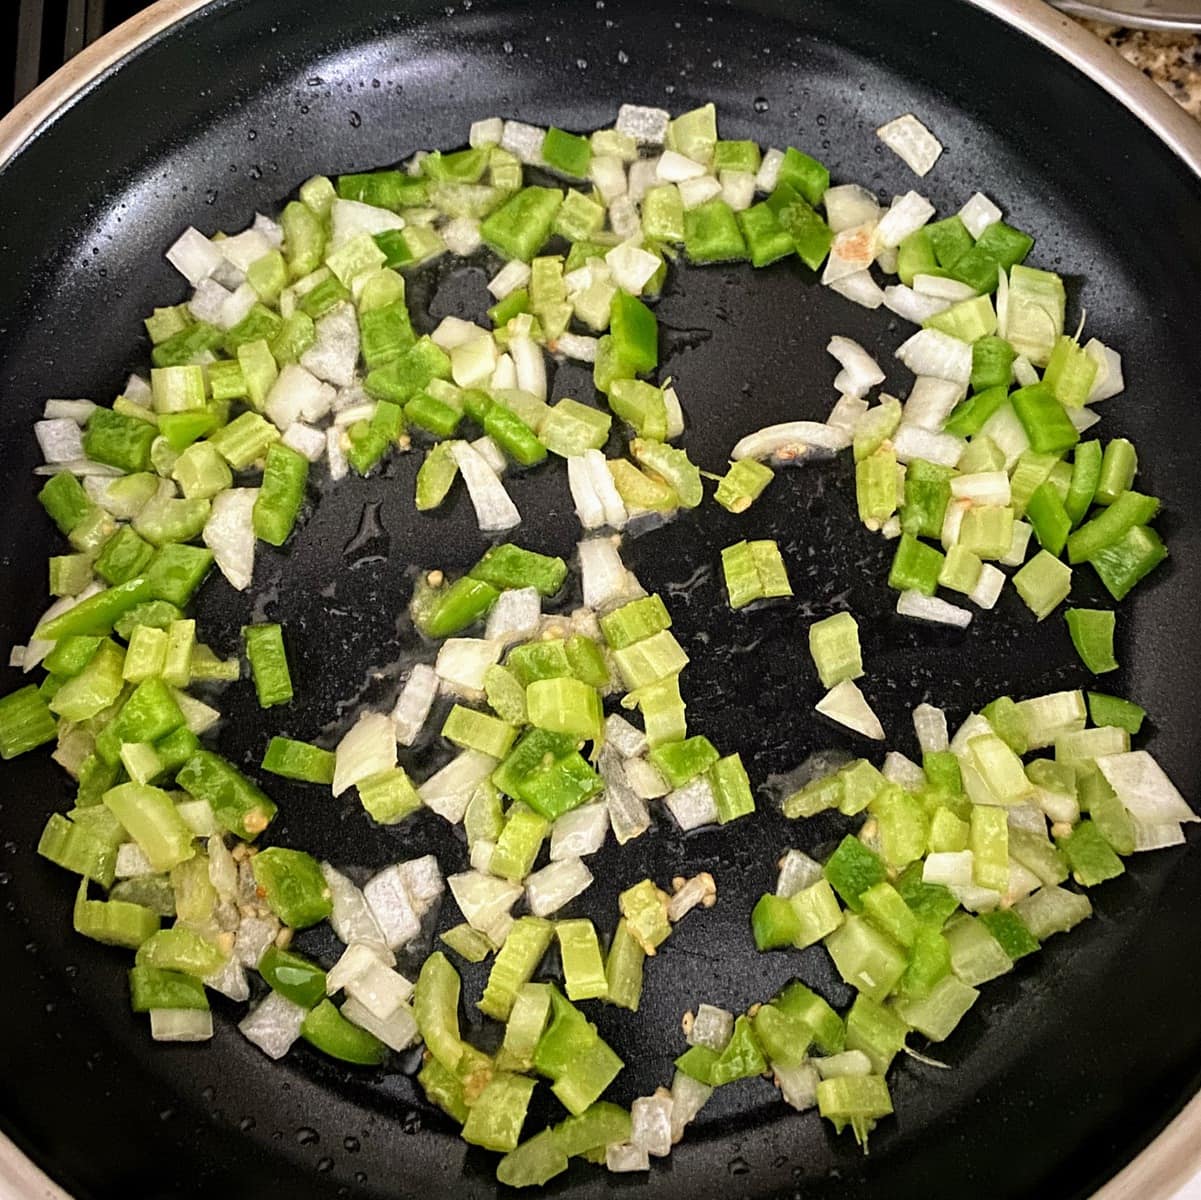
[502,40,513,53]
[354,1173,368,1185]
[349,111,362,128]
[401,1110,422,1135]
[317,1157,334,1173]
[753,96,769,113]
[249,165,263,180]
[247,129,257,141]
[728,1156,750,1176]
[159,1107,177,1122]
[296,1127,319,1146]
[343,1136,360,1153]
[343,500,387,558]
[576,58,588,70]
[201,1086,216,1103]
[616,49,628,64]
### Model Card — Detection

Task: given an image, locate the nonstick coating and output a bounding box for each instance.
[1,1,1200,1197]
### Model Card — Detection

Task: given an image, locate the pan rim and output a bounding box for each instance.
[0,1,1198,1198]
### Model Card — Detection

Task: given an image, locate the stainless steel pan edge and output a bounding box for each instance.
[0,1,1198,1198]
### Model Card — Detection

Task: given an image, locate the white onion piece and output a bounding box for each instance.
[604,714,647,759]
[1068,406,1101,433]
[606,1144,650,1174]
[1000,520,1034,567]
[731,420,851,464]
[326,427,348,481]
[1130,818,1186,852]
[578,537,642,611]
[265,363,335,430]
[442,217,482,257]
[877,113,943,176]
[485,587,541,645]
[977,403,1030,470]
[448,869,522,933]
[392,663,438,746]
[823,183,881,233]
[218,227,274,271]
[923,850,974,889]
[451,334,500,389]
[950,712,995,755]
[719,169,756,212]
[615,104,670,146]
[166,226,225,285]
[553,332,600,363]
[450,441,520,531]
[32,459,124,478]
[631,1096,673,1158]
[776,849,824,897]
[431,315,486,351]
[151,1009,213,1042]
[815,680,885,740]
[342,997,419,1051]
[774,1061,821,1111]
[822,224,879,284]
[469,116,503,148]
[670,1071,713,1142]
[826,336,885,398]
[827,394,869,434]
[1011,355,1040,387]
[204,957,249,1002]
[600,746,651,844]
[568,455,606,530]
[892,423,964,469]
[883,750,926,790]
[471,435,507,474]
[332,712,396,798]
[883,284,951,324]
[913,273,978,301]
[951,470,1012,507]
[876,191,935,248]
[329,198,405,248]
[1096,752,1197,825]
[281,421,326,462]
[35,418,84,465]
[677,175,723,210]
[959,191,1003,238]
[896,590,973,628]
[586,450,628,529]
[487,260,531,300]
[344,958,414,1021]
[903,376,965,430]
[239,991,306,1059]
[526,857,594,917]
[969,563,1006,610]
[43,398,96,424]
[171,688,221,735]
[1084,338,1124,402]
[912,704,949,753]
[419,750,497,824]
[589,154,627,203]
[664,775,719,831]
[300,303,360,387]
[550,800,610,861]
[320,864,389,949]
[397,854,444,917]
[606,243,661,294]
[624,757,669,800]
[435,638,503,698]
[828,270,885,309]
[896,329,972,384]
[202,488,258,591]
[655,149,706,182]
[363,865,422,949]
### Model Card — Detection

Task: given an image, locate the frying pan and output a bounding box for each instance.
[2,1,1200,1197]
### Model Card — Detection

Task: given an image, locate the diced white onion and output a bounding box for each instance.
[656,149,706,182]
[719,169,756,212]
[419,750,498,823]
[280,421,326,462]
[469,116,503,148]
[615,104,670,146]
[321,863,389,949]
[631,1095,673,1158]
[828,270,885,310]
[959,191,1003,238]
[969,562,1006,610]
[342,996,420,1051]
[664,775,719,831]
[815,680,885,740]
[1068,405,1101,433]
[892,422,965,469]
[166,226,225,285]
[202,487,259,591]
[326,427,348,481]
[265,363,336,431]
[912,704,949,753]
[1084,338,1124,402]
[442,216,482,257]
[776,849,824,897]
[876,191,935,248]
[487,260,531,300]
[471,434,507,474]
[332,712,396,798]
[913,273,978,302]
[43,399,96,424]
[826,336,885,398]
[670,1071,713,1141]
[589,154,627,203]
[606,1143,650,1174]
[677,175,723,211]
[755,148,784,194]
[608,194,642,239]
[430,315,484,351]
[526,857,594,917]
[904,376,965,430]
[300,303,360,387]
[329,198,405,248]
[896,590,973,628]
[451,334,500,389]
[578,537,642,611]
[35,418,85,465]
[876,113,943,176]
[774,1061,821,1110]
[951,470,1011,507]
[151,1009,213,1042]
[600,746,651,844]
[1000,519,1034,566]
[204,957,249,1002]
[896,328,972,384]
[883,284,951,324]
[823,184,881,233]
[363,864,422,949]
[449,441,520,531]
[448,869,522,934]
[688,1004,734,1051]
[731,420,851,463]
[828,394,869,434]
[553,332,600,363]
[883,750,926,790]
[822,223,879,284]
[239,991,306,1059]
[550,801,610,861]
[624,757,669,799]
[188,276,231,325]
[435,638,504,699]
[391,664,439,745]
[397,854,444,917]
[604,714,647,758]
[1096,752,1197,825]
[484,587,541,645]
[1011,355,1040,387]
[605,243,661,295]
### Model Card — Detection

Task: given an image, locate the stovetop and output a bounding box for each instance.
[6,0,157,112]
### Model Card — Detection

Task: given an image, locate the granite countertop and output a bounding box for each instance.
[1081,20,1201,118]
